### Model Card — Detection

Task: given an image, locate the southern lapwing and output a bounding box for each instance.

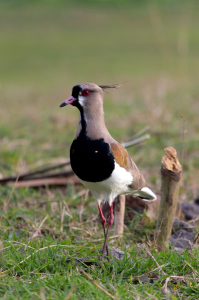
[60,83,156,256]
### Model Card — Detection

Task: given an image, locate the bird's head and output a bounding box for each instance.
[60,83,104,111]
[60,82,121,112]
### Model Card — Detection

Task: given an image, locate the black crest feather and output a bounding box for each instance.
[98,82,127,90]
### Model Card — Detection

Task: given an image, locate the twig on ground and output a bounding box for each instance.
[9,176,79,188]
[0,161,70,183]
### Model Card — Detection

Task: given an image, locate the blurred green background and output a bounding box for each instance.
[1,0,199,197]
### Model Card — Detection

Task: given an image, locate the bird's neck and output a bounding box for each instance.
[75,107,111,141]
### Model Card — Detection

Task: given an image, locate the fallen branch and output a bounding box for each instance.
[10,176,80,188]
[17,170,73,181]
[0,160,70,184]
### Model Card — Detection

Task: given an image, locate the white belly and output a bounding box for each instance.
[78,162,133,204]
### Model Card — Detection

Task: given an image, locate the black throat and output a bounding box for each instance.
[71,85,87,135]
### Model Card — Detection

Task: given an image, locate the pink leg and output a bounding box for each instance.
[102,203,114,256]
[98,204,106,230]
[98,204,109,255]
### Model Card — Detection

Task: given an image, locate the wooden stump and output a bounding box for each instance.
[155,147,182,251]
[114,195,125,236]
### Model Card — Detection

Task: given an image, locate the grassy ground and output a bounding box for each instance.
[1,1,199,299]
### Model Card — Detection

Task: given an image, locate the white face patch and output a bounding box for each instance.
[78,95,85,107]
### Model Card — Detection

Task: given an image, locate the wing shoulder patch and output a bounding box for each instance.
[110,142,147,190]
[109,143,129,169]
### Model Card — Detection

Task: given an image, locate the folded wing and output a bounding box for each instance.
[109,142,156,201]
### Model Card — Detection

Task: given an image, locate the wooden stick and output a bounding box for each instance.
[17,170,74,181]
[121,134,150,148]
[0,160,70,183]
[114,195,125,236]
[155,147,182,251]
[130,125,150,140]
[9,176,80,188]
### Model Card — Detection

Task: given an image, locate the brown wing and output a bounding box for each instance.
[109,142,146,190]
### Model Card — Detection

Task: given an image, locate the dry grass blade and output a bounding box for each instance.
[161,277,170,294]
[0,240,4,267]
[24,215,48,251]
[81,270,115,299]
[148,262,169,274]
[0,172,21,222]
[108,283,116,293]
[184,259,199,276]
[1,244,96,275]
[161,274,190,293]
[64,286,76,300]
[8,241,35,250]
[144,246,166,275]
[60,202,66,232]
[40,287,46,300]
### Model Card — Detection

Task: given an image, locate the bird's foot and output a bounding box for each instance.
[99,247,110,262]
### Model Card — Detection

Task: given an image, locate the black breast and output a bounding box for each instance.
[70,135,115,182]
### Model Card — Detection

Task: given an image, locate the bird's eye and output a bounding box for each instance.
[82,90,90,97]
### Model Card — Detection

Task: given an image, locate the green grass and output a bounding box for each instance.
[1,1,199,299]
[1,186,199,299]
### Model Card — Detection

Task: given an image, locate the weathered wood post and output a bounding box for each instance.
[155,147,182,251]
[114,195,125,236]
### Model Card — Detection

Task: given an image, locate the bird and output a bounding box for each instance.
[60,83,156,256]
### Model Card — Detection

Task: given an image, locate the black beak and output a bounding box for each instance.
[60,102,67,107]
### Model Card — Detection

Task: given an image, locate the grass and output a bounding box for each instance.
[1,1,199,299]
[1,185,199,299]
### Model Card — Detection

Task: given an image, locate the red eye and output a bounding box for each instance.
[82,89,90,97]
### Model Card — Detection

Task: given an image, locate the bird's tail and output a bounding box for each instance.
[132,187,157,201]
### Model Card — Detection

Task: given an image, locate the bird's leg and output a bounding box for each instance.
[98,204,109,256]
[102,203,114,256]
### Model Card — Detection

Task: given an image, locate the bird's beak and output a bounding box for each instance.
[60,96,77,107]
